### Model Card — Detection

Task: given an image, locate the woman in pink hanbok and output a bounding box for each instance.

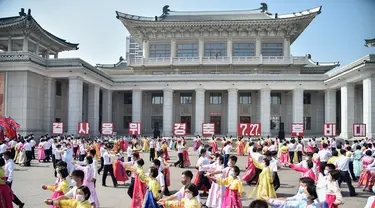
[210,137,218,153]
[74,156,99,207]
[358,150,375,191]
[290,160,316,181]
[38,140,46,162]
[203,155,225,208]
[182,142,191,167]
[279,144,289,167]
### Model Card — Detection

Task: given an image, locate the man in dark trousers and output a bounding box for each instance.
[97,142,106,174]
[336,149,357,196]
[149,138,156,162]
[101,144,118,187]
[23,139,33,166]
[2,151,25,207]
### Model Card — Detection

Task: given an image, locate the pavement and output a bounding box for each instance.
[11,150,370,208]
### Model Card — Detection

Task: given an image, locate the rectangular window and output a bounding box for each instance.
[240,116,251,123]
[271,116,281,130]
[124,93,132,104]
[123,116,132,129]
[204,43,226,57]
[55,118,61,122]
[304,93,311,105]
[129,49,136,53]
[239,92,252,104]
[150,43,170,57]
[233,43,255,56]
[56,81,62,96]
[151,116,163,130]
[177,43,198,57]
[304,117,311,130]
[271,93,281,104]
[180,93,192,104]
[152,94,163,104]
[262,43,283,56]
[209,93,222,104]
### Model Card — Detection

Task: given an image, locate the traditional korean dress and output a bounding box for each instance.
[55,199,91,208]
[161,143,170,160]
[142,138,150,152]
[204,163,226,208]
[37,143,46,161]
[46,179,69,208]
[125,165,146,208]
[169,138,175,149]
[279,146,289,166]
[193,156,211,192]
[249,158,277,199]
[211,139,218,153]
[182,145,191,167]
[216,176,243,208]
[358,155,375,188]
[163,159,171,187]
[0,168,13,208]
[242,155,256,183]
[165,197,201,208]
[353,149,363,177]
[74,163,99,207]
[113,158,128,183]
[236,140,245,156]
[139,173,161,207]
[62,148,74,174]
[290,164,316,181]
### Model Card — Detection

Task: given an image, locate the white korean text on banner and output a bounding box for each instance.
[174,123,187,136]
[323,123,336,137]
[291,123,304,137]
[52,122,64,134]
[129,122,142,136]
[237,123,261,136]
[78,122,90,135]
[101,122,114,135]
[202,123,215,137]
[353,123,366,137]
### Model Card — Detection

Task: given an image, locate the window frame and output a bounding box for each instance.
[303,93,311,105]
[209,93,222,104]
[233,42,255,56]
[177,43,199,57]
[304,116,312,130]
[261,43,283,56]
[271,93,281,105]
[151,94,163,105]
[124,93,132,104]
[204,43,226,57]
[150,43,171,58]
[56,81,62,96]
[239,92,252,104]
[180,93,192,104]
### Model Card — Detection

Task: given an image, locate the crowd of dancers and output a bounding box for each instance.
[1,135,375,207]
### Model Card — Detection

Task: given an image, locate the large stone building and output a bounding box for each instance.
[0,6,374,139]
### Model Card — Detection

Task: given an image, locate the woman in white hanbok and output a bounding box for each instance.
[203,155,226,208]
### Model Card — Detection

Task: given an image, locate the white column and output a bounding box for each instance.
[7,37,12,51]
[363,77,375,138]
[293,88,304,123]
[283,37,290,56]
[54,52,59,59]
[35,42,39,55]
[171,39,176,57]
[46,48,50,59]
[195,88,205,135]
[68,77,83,135]
[341,84,355,139]
[22,37,28,52]
[163,89,173,136]
[102,90,112,122]
[44,78,56,134]
[143,40,149,58]
[88,84,100,136]
[227,88,238,136]
[132,89,142,122]
[199,38,204,58]
[255,37,261,56]
[325,89,336,123]
[227,38,233,57]
[260,88,271,136]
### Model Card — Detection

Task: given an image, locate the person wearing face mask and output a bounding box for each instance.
[125,159,147,208]
[53,170,85,202]
[122,152,140,198]
[42,167,70,208]
[160,183,201,208]
[45,185,91,208]
[193,149,211,196]
[202,155,225,208]
[324,170,343,208]
[158,170,201,204]
[73,156,99,208]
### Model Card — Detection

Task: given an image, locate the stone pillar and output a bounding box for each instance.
[68,77,83,135]
[195,88,205,135]
[199,38,204,58]
[283,37,290,56]
[293,88,304,123]
[260,88,271,136]
[227,88,238,136]
[7,37,12,52]
[227,38,233,57]
[88,84,100,136]
[102,90,112,122]
[132,89,142,122]
[44,78,56,134]
[363,77,375,138]
[171,39,176,58]
[325,89,336,123]
[255,37,261,56]
[46,48,50,59]
[143,40,149,58]
[22,37,28,52]
[163,89,173,136]
[35,42,39,55]
[341,84,355,139]
[54,52,59,59]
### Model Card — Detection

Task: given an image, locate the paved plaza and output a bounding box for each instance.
[11,150,370,208]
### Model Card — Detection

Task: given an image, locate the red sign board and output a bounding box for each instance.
[129,122,142,136]
[174,123,187,136]
[101,122,114,135]
[291,123,304,137]
[78,122,90,135]
[202,123,215,137]
[238,123,261,137]
[353,123,366,137]
[323,123,336,137]
[209,112,221,116]
[52,122,64,134]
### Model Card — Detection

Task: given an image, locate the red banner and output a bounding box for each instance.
[237,123,261,136]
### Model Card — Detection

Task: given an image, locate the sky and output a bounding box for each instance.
[0,0,374,67]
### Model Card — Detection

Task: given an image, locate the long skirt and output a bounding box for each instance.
[51,189,64,208]
[222,189,242,208]
[326,194,338,208]
[279,152,289,165]
[193,171,211,192]
[182,150,190,167]
[130,175,146,208]
[38,147,46,161]
[0,184,13,208]
[86,181,99,207]
[169,140,175,149]
[353,160,362,177]
[164,167,171,187]
[143,191,160,208]
[242,160,256,182]
[358,170,373,187]
[113,160,128,182]
[206,180,225,208]
[17,150,26,165]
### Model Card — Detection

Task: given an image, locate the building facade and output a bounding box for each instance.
[0,6,374,139]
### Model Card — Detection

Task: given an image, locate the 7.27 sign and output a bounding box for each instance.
[238,123,261,136]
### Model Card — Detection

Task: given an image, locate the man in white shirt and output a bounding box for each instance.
[223,141,231,168]
[122,152,141,198]
[149,138,156,162]
[268,141,276,152]
[335,149,357,196]
[173,140,185,168]
[23,139,32,166]
[152,159,168,196]
[317,143,331,173]
[288,140,297,164]
[2,151,25,207]
[8,139,17,159]
[0,141,7,157]
[43,138,52,162]
[101,145,118,187]
[269,151,281,191]
[29,137,36,159]
[54,144,63,177]
[295,141,303,163]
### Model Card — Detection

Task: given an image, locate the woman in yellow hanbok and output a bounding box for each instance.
[44,186,91,208]
[214,166,243,208]
[140,166,162,207]
[161,183,201,208]
[142,137,150,152]
[249,157,277,200]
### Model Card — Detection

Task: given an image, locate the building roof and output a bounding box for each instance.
[0,9,78,52]
[365,38,375,47]
[96,57,128,69]
[301,54,340,74]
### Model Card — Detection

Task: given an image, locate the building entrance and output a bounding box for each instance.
[210,116,221,134]
[181,116,191,134]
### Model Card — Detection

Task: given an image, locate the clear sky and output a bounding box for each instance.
[0,0,374,67]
